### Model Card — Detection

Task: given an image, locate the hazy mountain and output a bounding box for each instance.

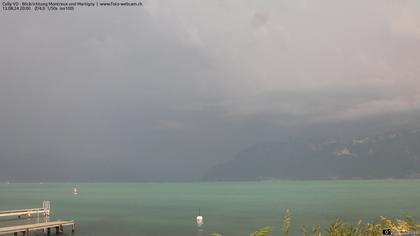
[203,130,420,181]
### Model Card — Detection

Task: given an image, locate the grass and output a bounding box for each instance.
[211,209,420,236]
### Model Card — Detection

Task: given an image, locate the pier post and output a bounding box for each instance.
[55,226,59,234]
[47,227,51,235]
[72,223,75,233]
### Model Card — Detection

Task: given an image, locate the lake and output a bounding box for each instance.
[0,180,419,236]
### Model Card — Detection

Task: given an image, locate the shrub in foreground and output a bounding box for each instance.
[212,209,420,236]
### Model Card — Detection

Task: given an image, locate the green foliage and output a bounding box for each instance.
[379,215,419,235]
[300,225,309,236]
[326,218,344,236]
[301,225,308,236]
[311,225,322,236]
[210,211,419,236]
[281,209,292,236]
[250,226,272,236]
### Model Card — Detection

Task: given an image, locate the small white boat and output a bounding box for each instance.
[73,187,79,195]
[196,208,203,227]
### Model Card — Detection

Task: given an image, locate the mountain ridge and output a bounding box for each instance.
[203,130,420,181]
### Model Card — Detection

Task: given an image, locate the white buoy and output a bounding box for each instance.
[196,215,204,226]
[196,208,204,227]
[73,186,78,195]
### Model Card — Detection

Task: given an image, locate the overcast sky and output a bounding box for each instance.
[1,0,420,181]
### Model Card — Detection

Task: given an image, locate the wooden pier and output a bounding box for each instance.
[0,202,75,235]
[0,220,75,235]
[0,208,50,218]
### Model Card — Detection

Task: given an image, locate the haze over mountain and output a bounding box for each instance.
[204,130,420,181]
[1,1,420,181]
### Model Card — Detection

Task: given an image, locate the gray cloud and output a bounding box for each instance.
[1,0,420,181]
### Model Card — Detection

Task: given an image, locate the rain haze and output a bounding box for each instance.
[1,0,420,181]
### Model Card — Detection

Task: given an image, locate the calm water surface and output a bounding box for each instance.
[0,180,419,236]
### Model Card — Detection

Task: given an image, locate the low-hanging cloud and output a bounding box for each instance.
[1,0,420,181]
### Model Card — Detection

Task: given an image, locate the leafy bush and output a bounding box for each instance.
[211,210,419,236]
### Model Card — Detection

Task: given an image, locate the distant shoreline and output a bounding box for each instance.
[2,178,420,184]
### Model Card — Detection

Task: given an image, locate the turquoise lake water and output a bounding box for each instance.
[0,180,419,236]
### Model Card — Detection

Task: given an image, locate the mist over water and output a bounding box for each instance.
[1,180,419,236]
